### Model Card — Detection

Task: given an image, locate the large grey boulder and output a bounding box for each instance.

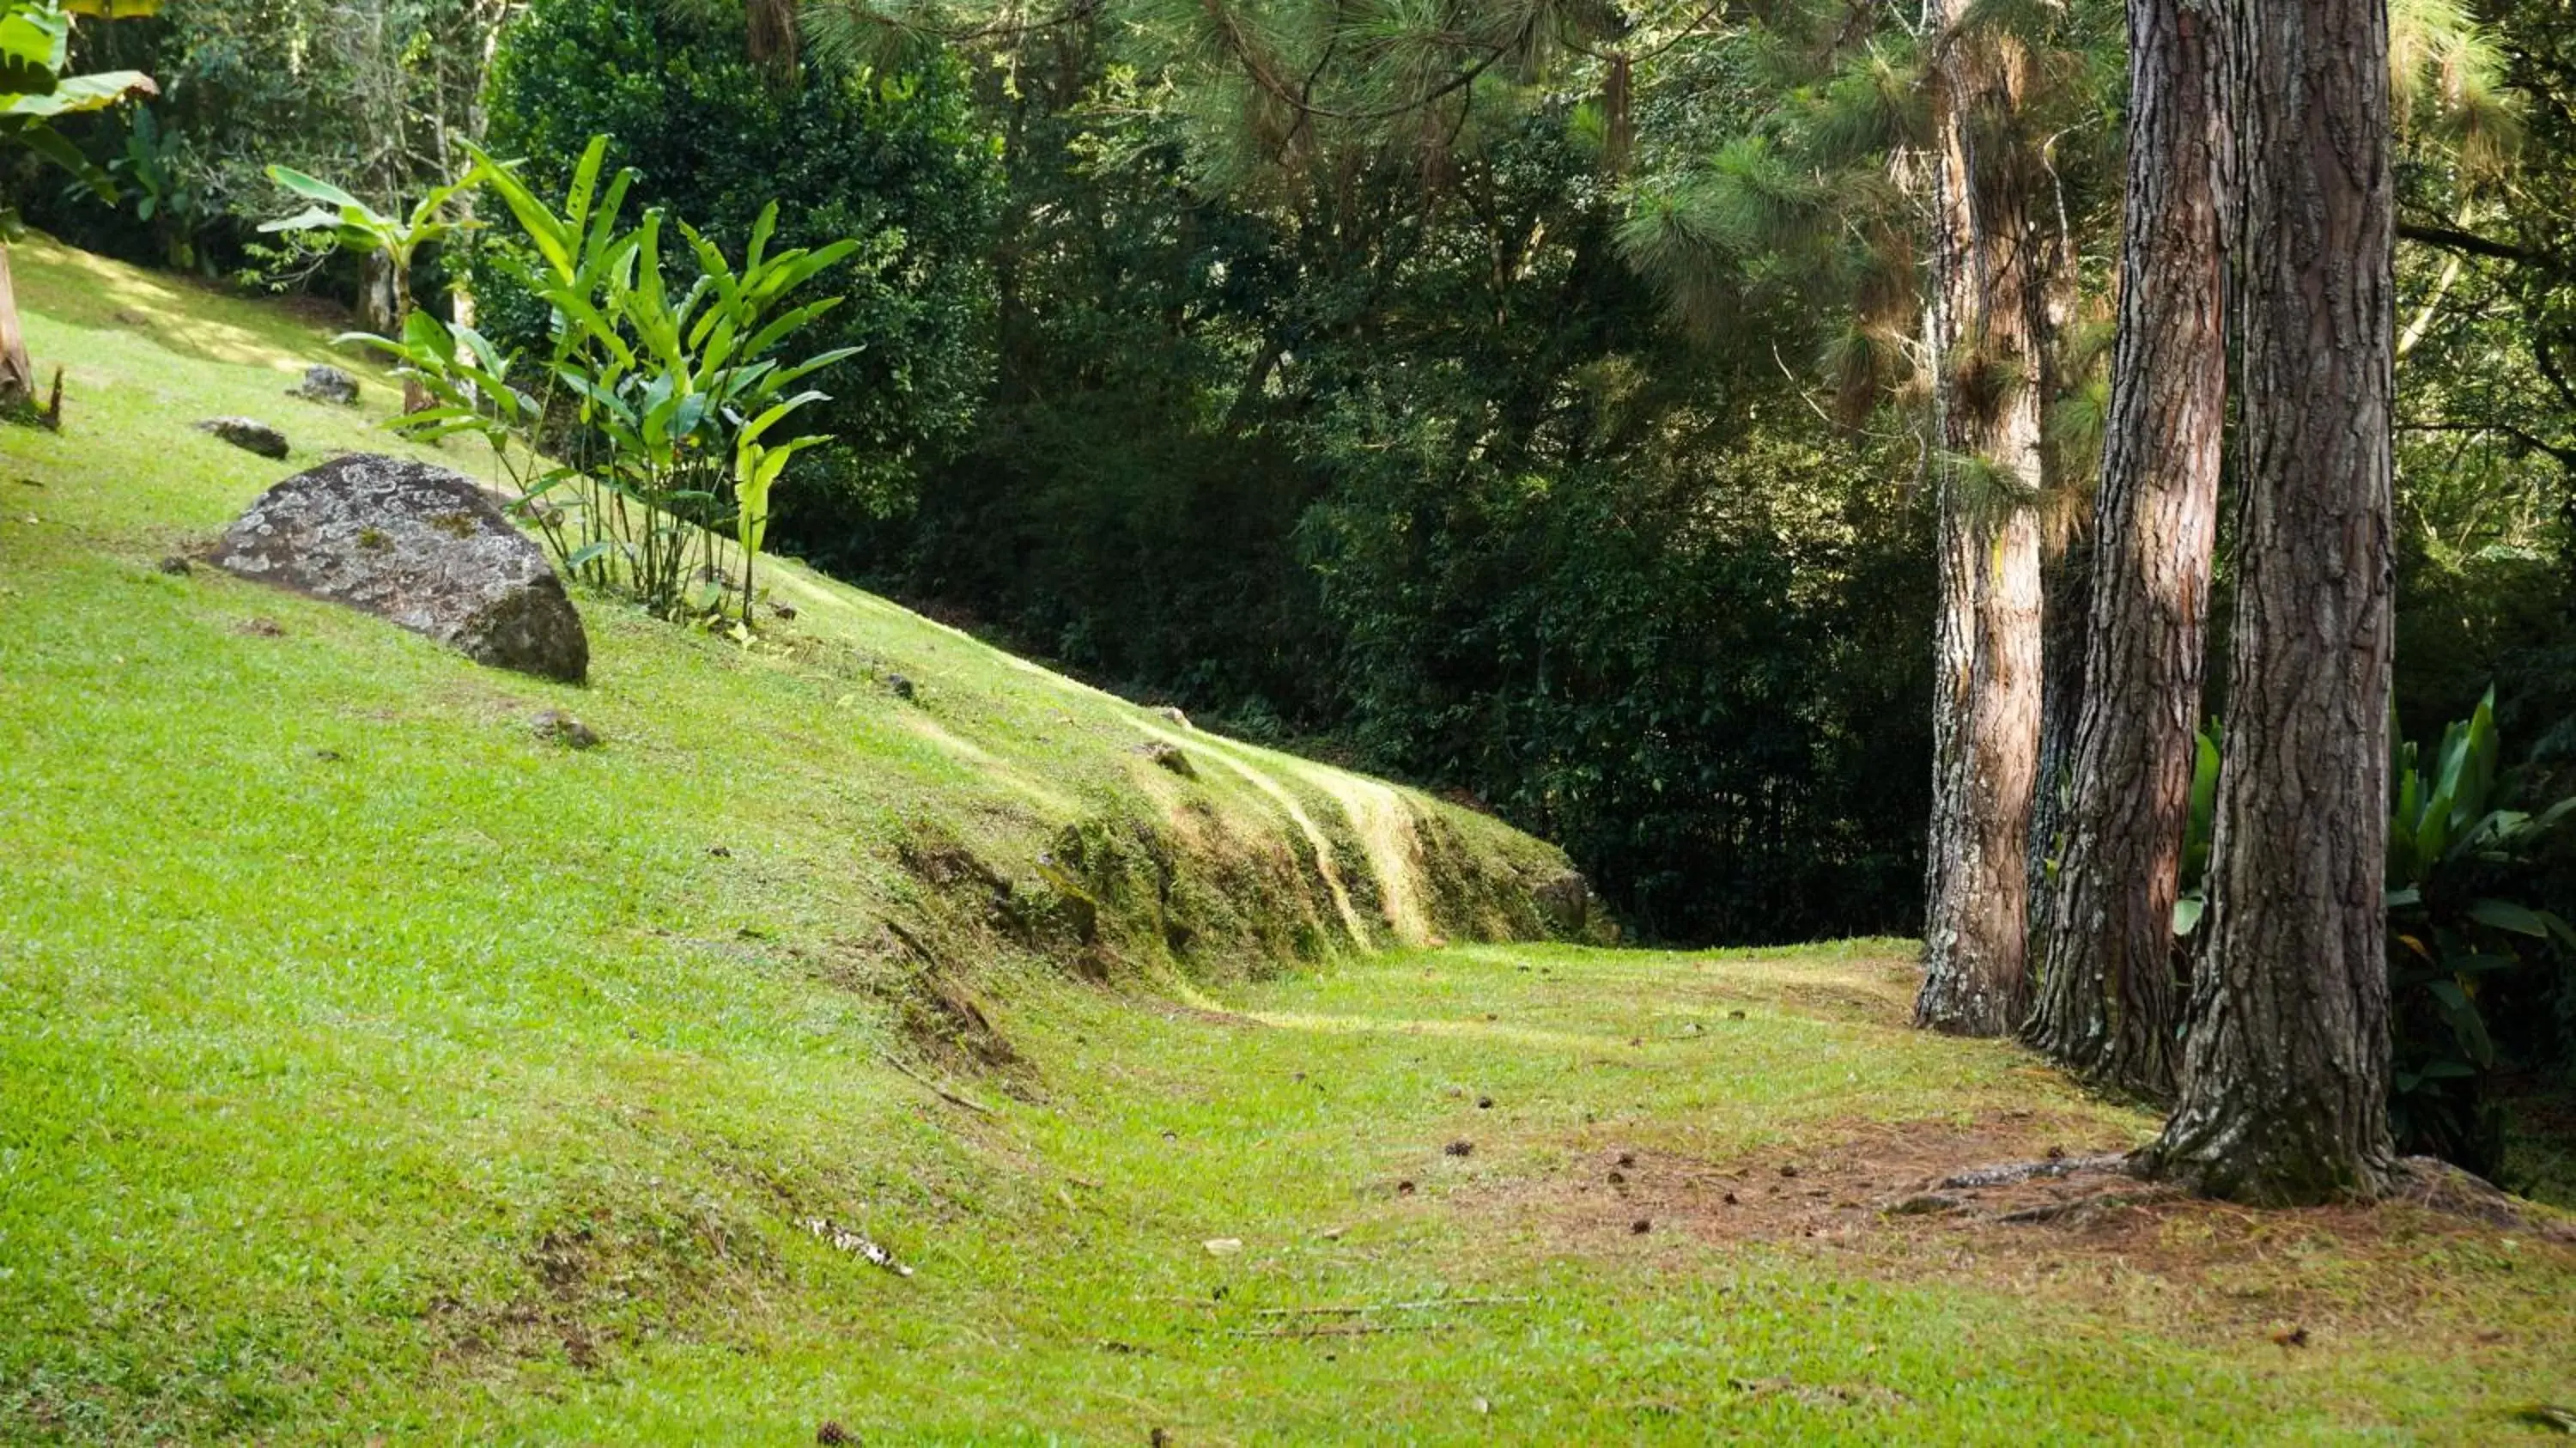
[211,453,588,683]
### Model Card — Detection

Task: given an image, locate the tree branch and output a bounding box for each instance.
[2396,220,2538,264]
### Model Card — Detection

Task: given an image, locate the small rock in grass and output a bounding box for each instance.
[1476,1096,1493,1110]
[285,364,361,406]
[1138,741,1195,778]
[1203,1238,1242,1256]
[195,417,289,459]
[157,555,192,576]
[1444,1139,1473,1158]
[532,709,602,750]
[1156,704,1192,729]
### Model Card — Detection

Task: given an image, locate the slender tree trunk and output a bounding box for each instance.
[1915,0,2050,1036]
[357,250,402,338]
[2141,0,2397,1204]
[2026,538,2091,964]
[2026,0,2232,1100]
[0,243,35,412]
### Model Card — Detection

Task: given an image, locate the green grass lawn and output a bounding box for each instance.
[4,237,2574,1445]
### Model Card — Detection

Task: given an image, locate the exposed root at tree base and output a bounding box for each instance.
[1937,1153,2136,1191]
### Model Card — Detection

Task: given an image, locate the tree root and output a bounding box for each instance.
[2387,1156,2576,1242]
[1936,1153,2136,1190]
[1992,1184,2187,1225]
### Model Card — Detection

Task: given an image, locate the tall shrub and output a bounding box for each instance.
[475,0,1000,515]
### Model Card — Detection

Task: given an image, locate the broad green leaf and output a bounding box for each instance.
[11,68,154,116]
[739,297,844,362]
[767,345,864,391]
[12,119,103,192]
[257,204,349,235]
[0,3,65,92]
[2172,892,2204,937]
[738,389,827,449]
[2466,897,2548,936]
[264,164,374,217]
[465,143,576,279]
[564,135,609,229]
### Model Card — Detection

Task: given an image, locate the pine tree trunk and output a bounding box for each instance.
[2026,0,2231,1100]
[0,242,36,413]
[1914,0,2050,1037]
[2026,538,2091,965]
[2142,0,2397,1203]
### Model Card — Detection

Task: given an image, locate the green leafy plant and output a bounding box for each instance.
[347,135,858,624]
[2385,689,2576,1168]
[0,0,157,416]
[92,106,209,273]
[2170,727,2221,939]
[260,161,475,400]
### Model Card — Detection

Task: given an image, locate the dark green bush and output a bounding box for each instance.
[473,0,1001,512]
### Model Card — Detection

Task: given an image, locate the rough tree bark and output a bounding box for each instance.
[2025,538,2091,969]
[1914,0,2050,1037]
[2025,0,2231,1100]
[0,243,36,412]
[2141,0,2397,1203]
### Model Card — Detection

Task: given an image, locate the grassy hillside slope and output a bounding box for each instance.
[0,238,1575,1438]
[5,240,2575,1445]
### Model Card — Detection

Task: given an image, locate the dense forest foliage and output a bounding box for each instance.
[32,0,2576,1183]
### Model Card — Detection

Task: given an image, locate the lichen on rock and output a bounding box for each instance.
[212,453,589,683]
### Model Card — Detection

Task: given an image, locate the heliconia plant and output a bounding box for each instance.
[335,134,860,627]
